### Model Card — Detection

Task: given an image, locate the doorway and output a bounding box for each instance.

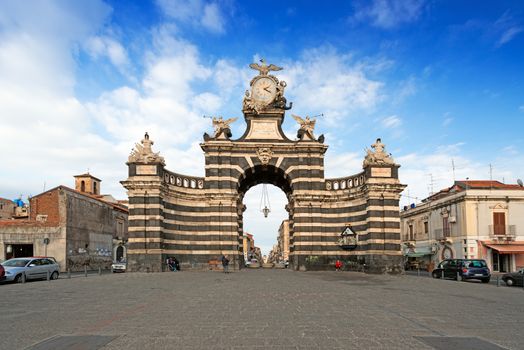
[492,251,509,272]
[5,243,34,260]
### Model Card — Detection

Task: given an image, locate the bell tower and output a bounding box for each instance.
[74,173,101,195]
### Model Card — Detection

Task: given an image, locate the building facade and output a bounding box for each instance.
[0,175,128,271]
[277,219,290,262]
[0,198,16,220]
[401,180,524,272]
[122,61,405,273]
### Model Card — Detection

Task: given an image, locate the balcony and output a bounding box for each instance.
[489,225,516,238]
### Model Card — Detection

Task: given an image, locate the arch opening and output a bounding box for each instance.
[237,165,293,267]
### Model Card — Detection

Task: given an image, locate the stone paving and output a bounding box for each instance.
[0,269,523,349]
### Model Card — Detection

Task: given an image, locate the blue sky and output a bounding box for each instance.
[1,0,523,254]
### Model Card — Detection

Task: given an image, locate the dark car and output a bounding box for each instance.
[502,268,524,287]
[431,259,490,283]
[0,264,5,282]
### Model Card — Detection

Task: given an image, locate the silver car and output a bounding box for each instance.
[1,257,60,283]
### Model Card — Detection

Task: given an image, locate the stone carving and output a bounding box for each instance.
[129,132,165,165]
[213,116,237,139]
[363,138,395,167]
[249,58,283,76]
[257,147,273,165]
[292,115,319,141]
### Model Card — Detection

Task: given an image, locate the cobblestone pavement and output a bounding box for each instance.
[0,269,523,350]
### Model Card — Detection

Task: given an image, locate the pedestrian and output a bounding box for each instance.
[173,256,180,271]
[335,260,342,272]
[168,257,176,271]
[221,254,230,273]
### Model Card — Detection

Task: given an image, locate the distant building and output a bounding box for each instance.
[277,220,290,262]
[400,180,524,272]
[0,198,16,220]
[243,232,255,261]
[0,174,128,271]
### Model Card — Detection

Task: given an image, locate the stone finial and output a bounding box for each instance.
[363,138,395,167]
[128,133,165,165]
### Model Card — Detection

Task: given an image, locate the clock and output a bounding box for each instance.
[251,76,277,105]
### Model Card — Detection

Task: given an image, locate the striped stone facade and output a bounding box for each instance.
[122,68,405,273]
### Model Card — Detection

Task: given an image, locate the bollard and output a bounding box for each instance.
[98,267,101,276]
[417,267,420,277]
[47,270,50,282]
[497,275,500,287]
[67,269,71,279]
[441,270,444,279]
[22,273,26,284]
[457,271,460,281]
[84,265,88,278]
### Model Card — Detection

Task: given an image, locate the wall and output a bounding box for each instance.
[0,224,66,269]
[64,190,127,271]
[0,199,15,219]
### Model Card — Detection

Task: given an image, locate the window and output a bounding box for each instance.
[424,221,428,234]
[493,212,505,235]
[81,181,85,192]
[408,224,414,240]
[93,182,98,194]
[443,217,450,237]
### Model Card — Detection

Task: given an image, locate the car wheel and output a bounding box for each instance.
[51,272,59,280]
[505,278,515,287]
[14,274,23,283]
[431,271,440,279]
[481,278,490,283]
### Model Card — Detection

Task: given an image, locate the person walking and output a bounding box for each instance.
[221,254,230,273]
[173,257,180,271]
[335,260,342,272]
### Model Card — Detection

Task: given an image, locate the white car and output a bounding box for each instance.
[111,261,127,273]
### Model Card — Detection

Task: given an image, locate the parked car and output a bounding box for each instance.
[431,259,490,283]
[1,257,60,283]
[502,268,524,287]
[111,260,127,273]
[0,264,5,282]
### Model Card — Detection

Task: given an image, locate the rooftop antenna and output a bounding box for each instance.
[43,181,46,192]
[451,159,456,182]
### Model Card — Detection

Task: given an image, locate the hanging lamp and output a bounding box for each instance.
[259,184,271,218]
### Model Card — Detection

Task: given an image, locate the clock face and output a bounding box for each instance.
[251,77,277,105]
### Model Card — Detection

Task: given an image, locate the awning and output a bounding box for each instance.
[404,248,432,257]
[484,243,524,253]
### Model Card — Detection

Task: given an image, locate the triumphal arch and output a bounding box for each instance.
[122,61,406,273]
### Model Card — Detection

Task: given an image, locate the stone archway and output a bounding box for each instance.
[122,61,406,273]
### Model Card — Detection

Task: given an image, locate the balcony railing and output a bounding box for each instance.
[488,225,516,237]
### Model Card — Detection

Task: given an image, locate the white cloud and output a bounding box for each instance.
[0,1,125,199]
[352,0,425,29]
[382,115,402,128]
[442,113,453,127]
[156,0,226,34]
[494,11,523,47]
[201,3,225,33]
[280,48,384,126]
[85,35,129,68]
